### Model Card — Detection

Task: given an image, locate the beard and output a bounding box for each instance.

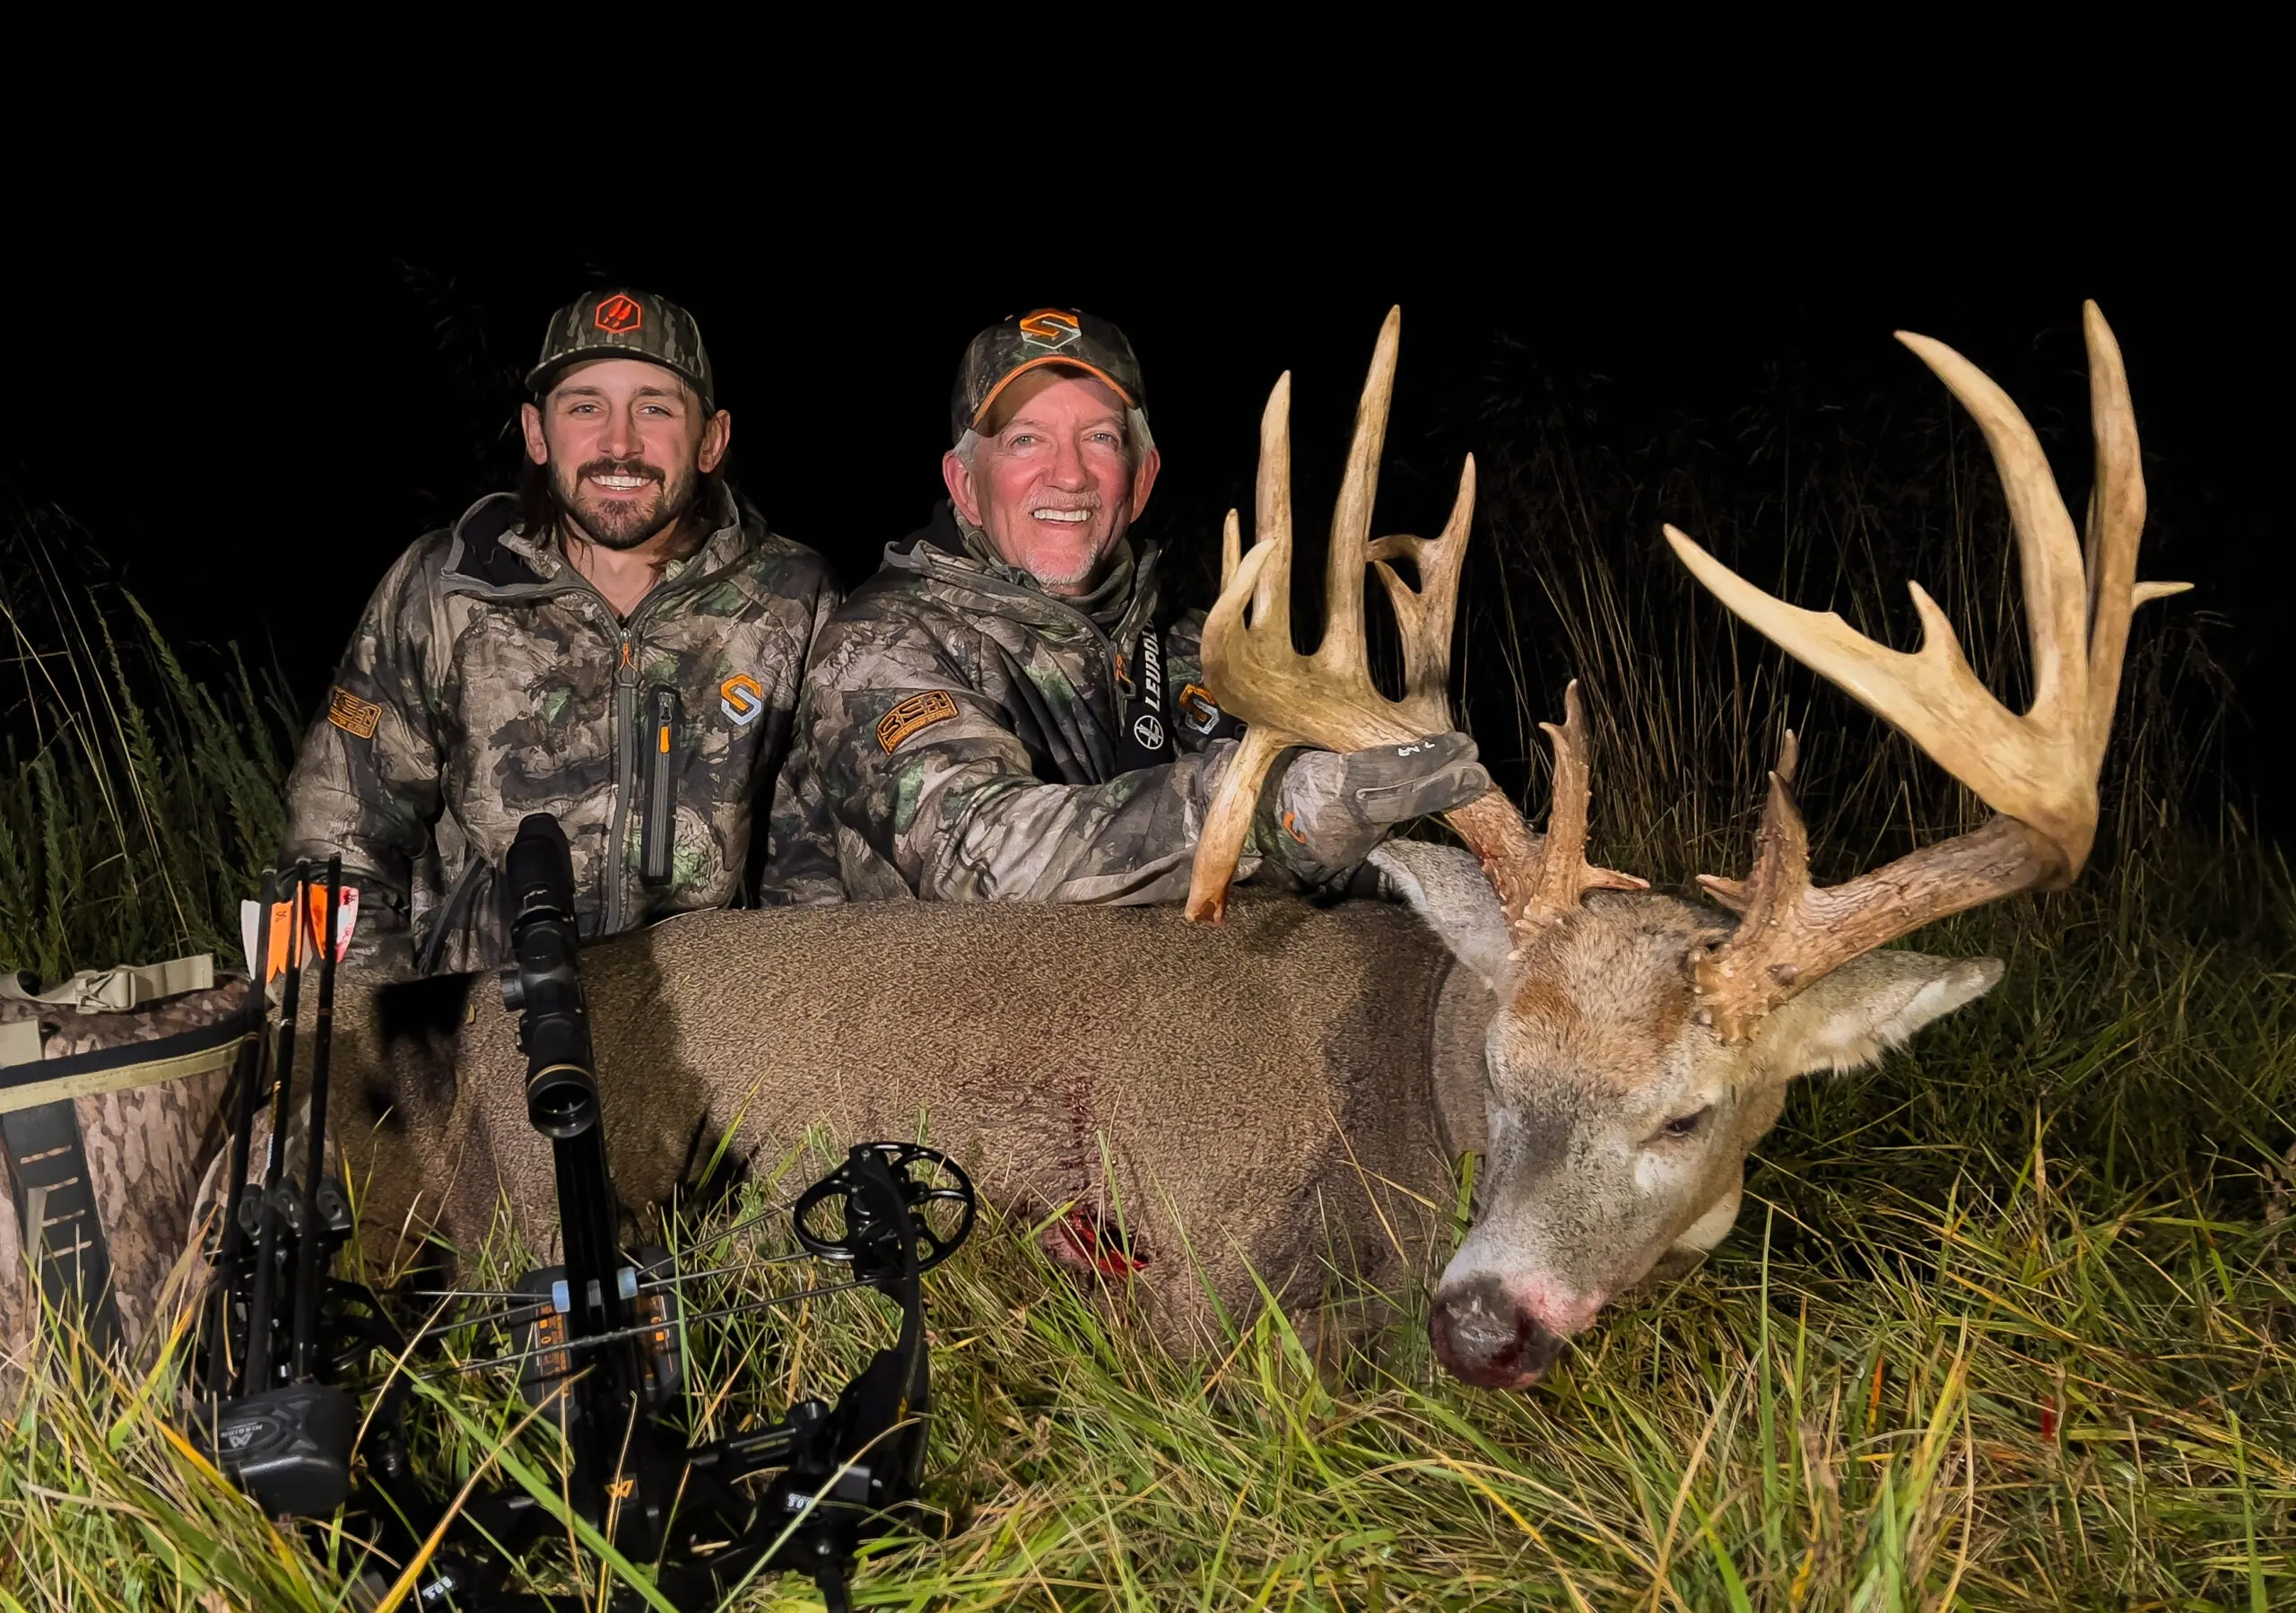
[551,454,700,552]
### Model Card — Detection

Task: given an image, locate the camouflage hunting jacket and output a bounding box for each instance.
[283,488,839,973]
[770,501,1277,905]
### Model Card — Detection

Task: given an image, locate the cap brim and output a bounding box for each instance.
[527,349,713,408]
[969,356,1139,433]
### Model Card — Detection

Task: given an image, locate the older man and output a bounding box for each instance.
[773,307,1485,903]
[283,288,838,971]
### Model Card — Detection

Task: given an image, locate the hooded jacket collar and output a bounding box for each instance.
[443,484,753,597]
[882,500,1163,648]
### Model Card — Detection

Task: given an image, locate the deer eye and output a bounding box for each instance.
[1656,1107,1711,1141]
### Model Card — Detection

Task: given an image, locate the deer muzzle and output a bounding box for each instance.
[1428,1274,1567,1390]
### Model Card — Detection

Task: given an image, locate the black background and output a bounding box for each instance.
[13,145,2285,836]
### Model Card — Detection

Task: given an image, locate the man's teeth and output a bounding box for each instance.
[1031,509,1091,523]
[592,475,650,491]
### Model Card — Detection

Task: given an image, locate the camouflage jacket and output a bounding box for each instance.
[770,502,1278,905]
[283,488,839,972]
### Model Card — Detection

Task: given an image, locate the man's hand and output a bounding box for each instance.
[1261,733,1490,886]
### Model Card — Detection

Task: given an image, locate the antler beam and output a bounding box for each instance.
[1670,302,2189,1041]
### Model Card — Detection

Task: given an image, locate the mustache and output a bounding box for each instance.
[1029,491,1104,511]
[575,457,667,485]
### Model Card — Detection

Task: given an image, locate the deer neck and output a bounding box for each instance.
[1428,956,1494,1178]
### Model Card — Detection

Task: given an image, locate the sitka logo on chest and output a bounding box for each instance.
[719,673,765,728]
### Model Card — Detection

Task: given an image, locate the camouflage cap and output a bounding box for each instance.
[951,308,1145,443]
[527,288,717,411]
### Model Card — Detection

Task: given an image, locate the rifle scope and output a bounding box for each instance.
[499,814,598,1139]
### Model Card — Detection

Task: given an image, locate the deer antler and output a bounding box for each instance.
[1186,308,1645,932]
[1667,302,2189,1042]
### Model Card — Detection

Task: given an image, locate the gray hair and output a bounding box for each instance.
[951,407,1156,473]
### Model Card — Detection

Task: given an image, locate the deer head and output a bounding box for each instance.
[1190,305,2185,1389]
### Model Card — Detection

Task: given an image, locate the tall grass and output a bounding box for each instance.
[3,376,2292,1609]
[0,504,291,981]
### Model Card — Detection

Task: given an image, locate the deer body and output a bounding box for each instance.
[334,894,1484,1340]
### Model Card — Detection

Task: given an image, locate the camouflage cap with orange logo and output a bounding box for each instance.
[527,288,718,411]
[951,308,1146,443]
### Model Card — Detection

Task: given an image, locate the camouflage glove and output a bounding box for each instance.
[1260,732,1490,887]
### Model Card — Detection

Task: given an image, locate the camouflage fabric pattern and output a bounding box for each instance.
[283,488,839,972]
[2,981,244,1372]
[770,519,1334,905]
[528,287,716,409]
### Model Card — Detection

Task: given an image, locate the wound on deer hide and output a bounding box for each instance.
[1048,1209,1147,1279]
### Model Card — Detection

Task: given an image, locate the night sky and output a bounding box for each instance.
[13,149,2285,836]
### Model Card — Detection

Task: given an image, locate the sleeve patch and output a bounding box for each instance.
[327,686,384,740]
[875,689,960,754]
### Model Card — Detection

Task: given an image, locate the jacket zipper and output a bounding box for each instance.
[507,538,743,937]
[605,632,638,933]
[640,684,680,885]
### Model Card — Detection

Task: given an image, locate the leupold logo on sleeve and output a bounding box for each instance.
[719,673,764,727]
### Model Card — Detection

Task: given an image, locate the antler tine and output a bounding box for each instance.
[1517,681,1648,934]
[1369,452,1476,727]
[1318,306,1403,678]
[1674,304,2189,1042]
[2076,301,2188,759]
[1892,326,2091,742]
[1249,371,1296,633]
[1696,731,1798,918]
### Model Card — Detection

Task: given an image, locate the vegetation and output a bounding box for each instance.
[1,384,2290,1609]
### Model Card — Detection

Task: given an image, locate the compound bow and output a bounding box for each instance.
[188,814,976,1610]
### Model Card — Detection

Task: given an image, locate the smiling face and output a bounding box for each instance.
[942,369,1161,596]
[520,358,731,552]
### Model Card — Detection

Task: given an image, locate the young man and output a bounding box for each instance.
[772,307,1486,903]
[283,289,839,972]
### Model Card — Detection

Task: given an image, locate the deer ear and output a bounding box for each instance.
[1751,951,2004,1078]
[1368,841,1513,994]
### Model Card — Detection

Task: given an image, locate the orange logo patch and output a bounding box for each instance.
[326,686,383,740]
[875,690,960,754]
[594,293,643,334]
[1016,310,1080,351]
[719,672,764,727]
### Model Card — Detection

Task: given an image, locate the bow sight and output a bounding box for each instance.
[190,815,976,1610]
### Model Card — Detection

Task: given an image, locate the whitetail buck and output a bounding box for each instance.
[6,307,2179,1394]
[1179,301,2183,1384]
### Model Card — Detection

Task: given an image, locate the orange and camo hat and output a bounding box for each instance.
[951,308,1145,443]
[527,288,717,411]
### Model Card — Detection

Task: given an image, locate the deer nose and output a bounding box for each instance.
[1429,1277,1562,1389]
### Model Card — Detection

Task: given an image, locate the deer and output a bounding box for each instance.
[6,305,2179,1396]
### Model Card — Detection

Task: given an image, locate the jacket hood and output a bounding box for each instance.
[880,501,1164,646]
[442,484,755,597]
